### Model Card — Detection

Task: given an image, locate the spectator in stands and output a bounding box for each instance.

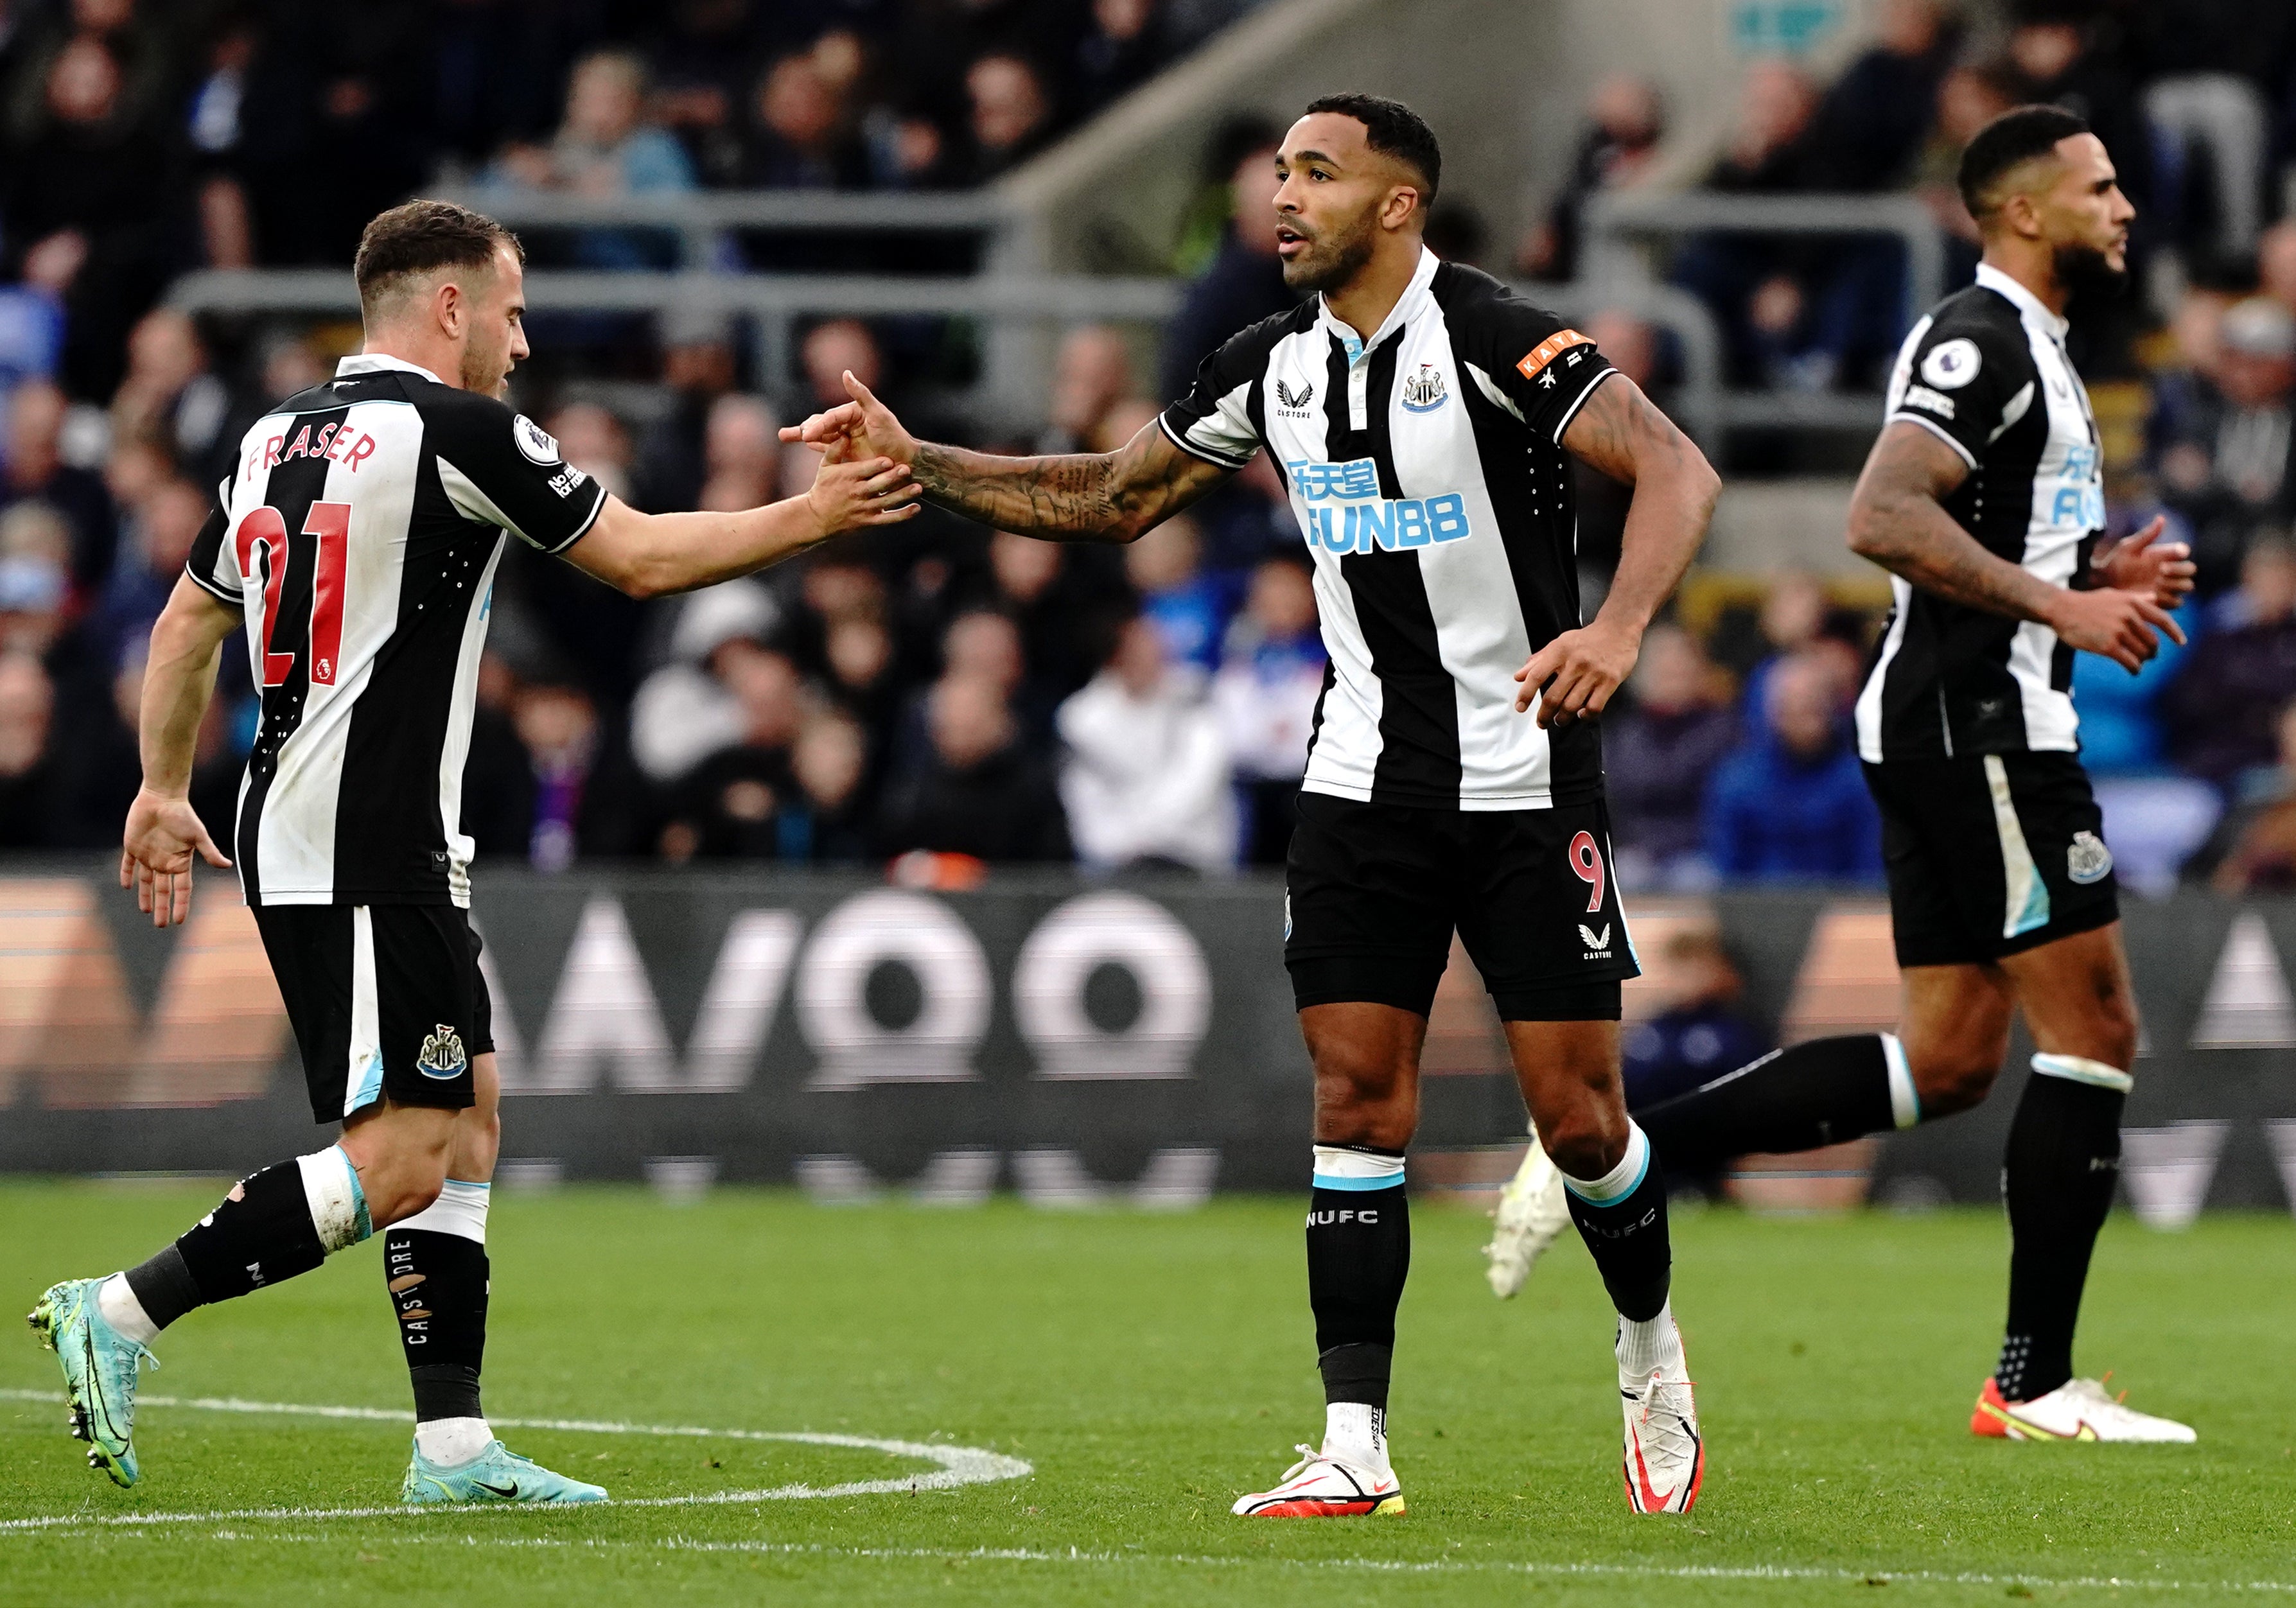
[491,50,696,268]
[0,379,112,590]
[1160,123,1291,399]
[646,0,775,186]
[875,670,1069,862]
[1800,0,1954,192]
[962,53,1054,182]
[0,649,58,847]
[510,679,644,870]
[1042,325,1137,453]
[780,710,871,862]
[1212,555,1323,865]
[633,310,739,513]
[82,471,201,671]
[1,35,174,399]
[2069,516,2193,776]
[1127,514,1232,673]
[628,580,780,783]
[1703,650,1880,884]
[744,49,867,189]
[109,310,231,479]
[2150,296,2296,586]
[1058,613,1234,873]
[1621,925,1770,1110]
[1913,62,2020,275]
[1516,73,1664,283]
[214,330,326,471]
[697,394,781,512]
[1071,0,1165,114]
[661,642,807,860]
[2161,536,2296,787]
[976,530,1128,701]
[2202,701,2296,893]
[1673,59,1823,388]
[1607,624,1735,890]
[797,318,884,420]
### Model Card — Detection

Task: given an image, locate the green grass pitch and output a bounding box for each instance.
[3,1180,2293,1605]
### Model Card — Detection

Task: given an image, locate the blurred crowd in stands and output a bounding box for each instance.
[0,0,2293,893]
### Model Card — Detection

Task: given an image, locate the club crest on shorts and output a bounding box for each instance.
[2067,831,2113,885]
[416,1023,468,1079]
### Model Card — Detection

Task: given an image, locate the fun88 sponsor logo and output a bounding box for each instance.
[1288,457,1472,555]
[2047,443,2104,528]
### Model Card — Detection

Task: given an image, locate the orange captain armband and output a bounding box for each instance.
[1516,329,1592,382]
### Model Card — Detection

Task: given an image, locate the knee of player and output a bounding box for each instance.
[1541,1108,1627,1182]
[1909,1049,2001,1117]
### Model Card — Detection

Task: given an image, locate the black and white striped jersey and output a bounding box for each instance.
[185,353,606,907]
[1855,263,2103,764]
[1160,249,1617,809]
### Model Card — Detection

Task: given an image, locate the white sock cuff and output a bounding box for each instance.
[1881,1033,1920,1129]
[1561,1123,1649,1205]
[2031,1052,2132,1093]
[394,1178,491,1244]
[297,1145,372,1254]
[1311,1146,1407,1191]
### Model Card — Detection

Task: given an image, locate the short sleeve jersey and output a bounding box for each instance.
[1159,248,1617,808]
[186,353,606,906]
[1855,262,2104,762]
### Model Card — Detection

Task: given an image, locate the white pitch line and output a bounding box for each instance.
[0,1388,1029,1533]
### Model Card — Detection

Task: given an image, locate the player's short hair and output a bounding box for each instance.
[1957,104,2091,222]
[1302,92,1441,209]
[353,200,523,321]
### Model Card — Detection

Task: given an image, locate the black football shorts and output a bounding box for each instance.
[252,903,495,1125]
[1283,791,1640,1021]
[1864,751,2120,970]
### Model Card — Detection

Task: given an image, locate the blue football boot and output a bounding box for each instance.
[401,1437,608,1505]
[28,1278,157,1488]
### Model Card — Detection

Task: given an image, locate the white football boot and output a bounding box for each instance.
[1231,1446,1404,1517]
[1620,1319,1703,1514]
[1972,1376,2196,1443]
[1484,1127,1572,1298]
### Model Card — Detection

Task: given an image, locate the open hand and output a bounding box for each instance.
[1513,618,1641,728]
[805,441,920,536]
[2094,514,2196,613]
[2050,584,2186,674]
[119,787,230,929]
[780,371,920,467]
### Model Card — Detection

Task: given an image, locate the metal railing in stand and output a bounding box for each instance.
[165,268,1181,428]
[425,188,1019,272]
[1583,189,1946,439]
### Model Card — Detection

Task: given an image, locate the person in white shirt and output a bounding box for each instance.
[1058,614,1236,873]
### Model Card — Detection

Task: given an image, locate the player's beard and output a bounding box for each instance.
[2052,240,2127,302]
[460,349,511,398]
[1283,211,1378,295]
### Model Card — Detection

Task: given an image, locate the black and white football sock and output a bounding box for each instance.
[1634,1033,1920,1175]
[1560,1122,1673,1327]
[1305,1145,1408,1469]
[1996,1054,2128,1403]
[386,1180,494,1467]
[100,1147,373,1343]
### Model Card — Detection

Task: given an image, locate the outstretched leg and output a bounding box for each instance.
[31,1103,452,1487]
[1507,1015,1701,1514]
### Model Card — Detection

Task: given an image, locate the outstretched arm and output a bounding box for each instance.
[1512,375,1722,728]
[784,372,1232,543]
[123,577,240,928]
[1847,421,2181,672]
[565,445,918,599]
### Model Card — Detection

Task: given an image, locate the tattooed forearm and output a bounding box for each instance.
[1848,423,2061,623]
[910,421,1232,543]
